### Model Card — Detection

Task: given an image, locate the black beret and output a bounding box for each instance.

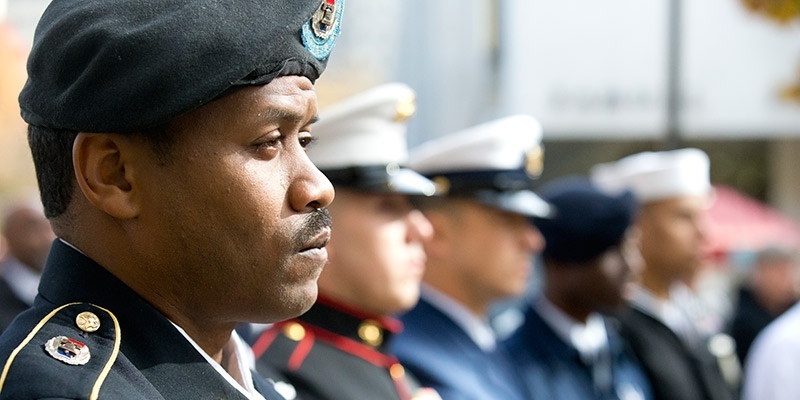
[534,176,636,264]
[19,0,345,132]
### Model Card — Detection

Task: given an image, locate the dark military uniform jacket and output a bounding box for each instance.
[253,295,415,400]
[0,239,285,400]
[504,302,653,400]
[615,305,735,400]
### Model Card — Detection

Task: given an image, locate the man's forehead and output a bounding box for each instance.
[174,83,319,127]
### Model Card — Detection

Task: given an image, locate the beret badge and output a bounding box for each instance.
[302,0,345,60]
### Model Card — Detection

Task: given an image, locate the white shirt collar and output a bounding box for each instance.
[420,283,497,352]
[171,323,268,400]
[534,296,608,359]
[627,283,699,343]
[1,256,41,305]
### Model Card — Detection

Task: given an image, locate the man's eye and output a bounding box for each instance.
[256,138,281,150]
[300,136,318,149]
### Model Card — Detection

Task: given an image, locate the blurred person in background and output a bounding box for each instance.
[728,245,799,364]
[390,115,549,400]
[741,273,800,400]
[251,83,441,400]
[504,176,653,400]
[591,148,737,400]
[0,197,55,333]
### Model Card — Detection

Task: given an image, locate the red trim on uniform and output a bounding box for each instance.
[255,318,413,400]
[251,325,282,359]
[287,331,315,371]
[326,0,335,4]
[391,361,413,400]
[303,323,413,400]
[301,323,391,367]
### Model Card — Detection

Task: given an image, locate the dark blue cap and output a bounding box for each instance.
[534,176,636,263]
[19,0,345,132]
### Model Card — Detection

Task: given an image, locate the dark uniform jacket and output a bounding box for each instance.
[503,303,653,400]
[253,296,414,400]
[0,239,284,400]
[615,305,735,400]
[391,297,528,400]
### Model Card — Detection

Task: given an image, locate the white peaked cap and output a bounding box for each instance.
[590,148,712,203]
[406,115,551,218]
[308,82,416,169]
[407,115,543,174]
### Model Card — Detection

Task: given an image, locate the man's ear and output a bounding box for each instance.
[73,133,140,219]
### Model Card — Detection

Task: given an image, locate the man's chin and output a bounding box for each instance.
[285,283,320,319]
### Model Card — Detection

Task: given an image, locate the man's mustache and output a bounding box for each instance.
[294,208,333,247]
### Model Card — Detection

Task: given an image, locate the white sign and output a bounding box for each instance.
[500,0,800,139]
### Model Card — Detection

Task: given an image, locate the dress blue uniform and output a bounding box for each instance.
[391,115,550,400]
[0,240,284,399]
[392,297,528,400]
[505,302,653,400]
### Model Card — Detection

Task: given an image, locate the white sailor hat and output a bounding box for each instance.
[589,148,712,203]
[407,115,552,218]
[308,83,436,196]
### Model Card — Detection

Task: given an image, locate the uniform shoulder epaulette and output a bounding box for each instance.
[0,302,120,400]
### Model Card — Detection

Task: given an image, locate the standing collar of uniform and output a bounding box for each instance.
[419,283,497,352]
[290,293,404,353]
[0,256,41,306]
[315,293,403,333]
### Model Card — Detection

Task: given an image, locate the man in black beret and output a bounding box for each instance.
[0,0,344,398]
[504,176,654,400]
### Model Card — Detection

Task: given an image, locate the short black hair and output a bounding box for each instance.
[28,125,79,219]
[28,125,174,219]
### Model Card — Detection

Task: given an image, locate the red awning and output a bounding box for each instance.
[704,185,800,257]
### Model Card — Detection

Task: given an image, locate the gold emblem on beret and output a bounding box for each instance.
[311,0,338,40]
[432,176,450,195]
[358,320,383,347]
[395,92,417,122]
[75,311,101,333]
[284,322,306,341]
[525,144,544,178]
